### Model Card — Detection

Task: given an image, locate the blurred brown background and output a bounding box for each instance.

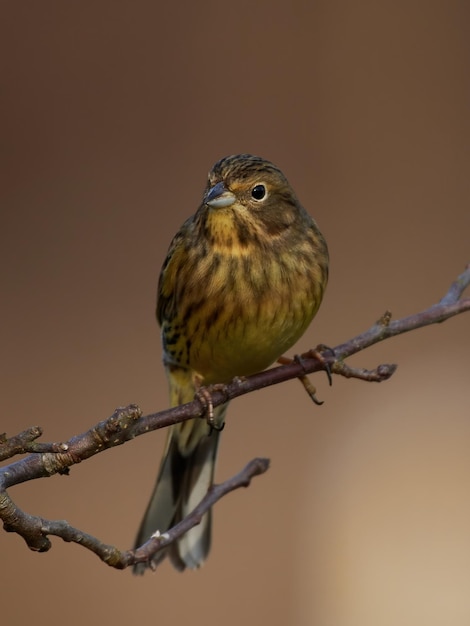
[2,2,469,625]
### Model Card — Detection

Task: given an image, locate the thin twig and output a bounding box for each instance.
[131,457,269,570]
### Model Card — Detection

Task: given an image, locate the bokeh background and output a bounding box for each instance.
[2,2,469,625]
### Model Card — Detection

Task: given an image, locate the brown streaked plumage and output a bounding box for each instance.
[133,154,329,572]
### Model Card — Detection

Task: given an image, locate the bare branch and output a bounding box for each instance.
[132,458,269,571]
[1,265,469,569]
[2,457,269,569]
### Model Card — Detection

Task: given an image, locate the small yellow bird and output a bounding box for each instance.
[134,154,329,572]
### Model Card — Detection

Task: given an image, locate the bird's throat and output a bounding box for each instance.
[203,206,261,255]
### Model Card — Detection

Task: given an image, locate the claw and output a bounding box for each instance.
[195,385,227,435]
[299,374,324,405]
[209,422,225,434]
[294,355,325,404]
[278,354,325,405]
[308,345,334,386]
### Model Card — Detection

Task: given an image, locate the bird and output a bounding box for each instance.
[133,154,329,572]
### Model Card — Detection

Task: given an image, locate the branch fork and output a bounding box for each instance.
[1,265,469,570]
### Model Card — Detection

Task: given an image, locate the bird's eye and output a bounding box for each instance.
[251,184,267,201]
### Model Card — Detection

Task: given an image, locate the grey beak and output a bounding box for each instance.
[205,181,236,208]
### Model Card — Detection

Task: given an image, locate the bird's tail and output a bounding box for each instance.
[133,403,227,572]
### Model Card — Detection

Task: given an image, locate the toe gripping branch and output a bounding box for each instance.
[278,345,334,406]
[195,385,228,435]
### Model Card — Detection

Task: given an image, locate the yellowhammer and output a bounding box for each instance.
[134,154,329,572]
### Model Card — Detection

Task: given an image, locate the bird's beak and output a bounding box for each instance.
[205,181,236,208]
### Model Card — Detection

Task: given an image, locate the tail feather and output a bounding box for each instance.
[169,429,219,570]
[133,404,226,573]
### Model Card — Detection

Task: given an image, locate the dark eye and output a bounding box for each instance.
[251,184,266,200]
